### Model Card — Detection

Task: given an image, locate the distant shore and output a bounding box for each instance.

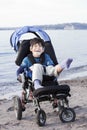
[0,22,87,30]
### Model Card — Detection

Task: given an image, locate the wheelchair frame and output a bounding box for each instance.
[13,73,76,126]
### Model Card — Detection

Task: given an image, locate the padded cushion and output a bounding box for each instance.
[42,75,58,86]
[33,84,70,97]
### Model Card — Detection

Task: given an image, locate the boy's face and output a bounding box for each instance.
[30,43,45,57]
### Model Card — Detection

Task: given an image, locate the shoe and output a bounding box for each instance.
[66,58,73,68]
[60,58,73,69]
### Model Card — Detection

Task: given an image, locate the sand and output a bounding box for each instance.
[0,76,87,130]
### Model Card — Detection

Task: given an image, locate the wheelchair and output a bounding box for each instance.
[10,26,76,126]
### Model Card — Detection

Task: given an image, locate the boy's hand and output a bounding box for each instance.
[17,74,22,83]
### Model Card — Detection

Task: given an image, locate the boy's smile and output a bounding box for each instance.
[30,43,44,57]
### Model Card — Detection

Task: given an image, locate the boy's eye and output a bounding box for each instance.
[38,45,41,47]
[35,44,42,47]
[35,45,39,47]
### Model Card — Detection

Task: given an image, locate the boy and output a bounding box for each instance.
[17,37,73,89]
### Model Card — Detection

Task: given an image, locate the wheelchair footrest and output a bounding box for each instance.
[33,84,70,97]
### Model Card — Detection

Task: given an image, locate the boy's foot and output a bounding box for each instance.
[66,58,73,68]
[34,85,43,90]
[60,58,73,69]
[34,79,43,90]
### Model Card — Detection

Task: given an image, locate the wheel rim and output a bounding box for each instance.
[39,113,45,124]
[37,109,46,126]
[62,109,74,122]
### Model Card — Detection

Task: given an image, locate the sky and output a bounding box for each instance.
[0,0,87,27]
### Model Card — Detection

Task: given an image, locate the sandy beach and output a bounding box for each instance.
[0,76,87,130]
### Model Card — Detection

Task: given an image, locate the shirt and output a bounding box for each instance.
[17,53,54,78]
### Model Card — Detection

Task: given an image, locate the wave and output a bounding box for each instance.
[0,52,14,56]
[0,81,22,97]
[58,64,87,81]
[69,65,87,73]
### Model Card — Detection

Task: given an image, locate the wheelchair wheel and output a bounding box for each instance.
[36,109,46,126]
[59,108,76,123]
[13,96,22,120]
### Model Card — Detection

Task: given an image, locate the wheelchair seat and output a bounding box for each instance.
[23,72,71,100]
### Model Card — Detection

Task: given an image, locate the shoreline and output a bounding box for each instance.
[0,75,87,100]
[0,76,87,130]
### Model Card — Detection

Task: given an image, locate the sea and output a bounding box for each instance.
[0,29,87,99]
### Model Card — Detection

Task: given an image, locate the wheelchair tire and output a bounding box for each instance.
[36,109,46,126]
[59,108,76,123]
[13,96,22,120]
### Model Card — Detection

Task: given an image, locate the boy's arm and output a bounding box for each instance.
[16,57,30,82]
[17,66,25,76]
[45,54,55,66]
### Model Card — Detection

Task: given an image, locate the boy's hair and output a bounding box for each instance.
[30,37,45,48]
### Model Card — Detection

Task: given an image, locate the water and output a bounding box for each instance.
[46,30,87,80]
[0,29,87,99]
[46,30,87,66]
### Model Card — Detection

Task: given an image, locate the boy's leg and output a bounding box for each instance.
[46,58,73,77]
[52,59,73,109]
[32,64,44,89]
[59,58,73,69]
[55,58,73,75]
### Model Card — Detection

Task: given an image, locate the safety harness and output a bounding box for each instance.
[27,53,45,65]
[27,53,57,83]
[27,53,46,73]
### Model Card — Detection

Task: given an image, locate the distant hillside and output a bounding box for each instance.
[0,23,87,30]
[38,23,87,30]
